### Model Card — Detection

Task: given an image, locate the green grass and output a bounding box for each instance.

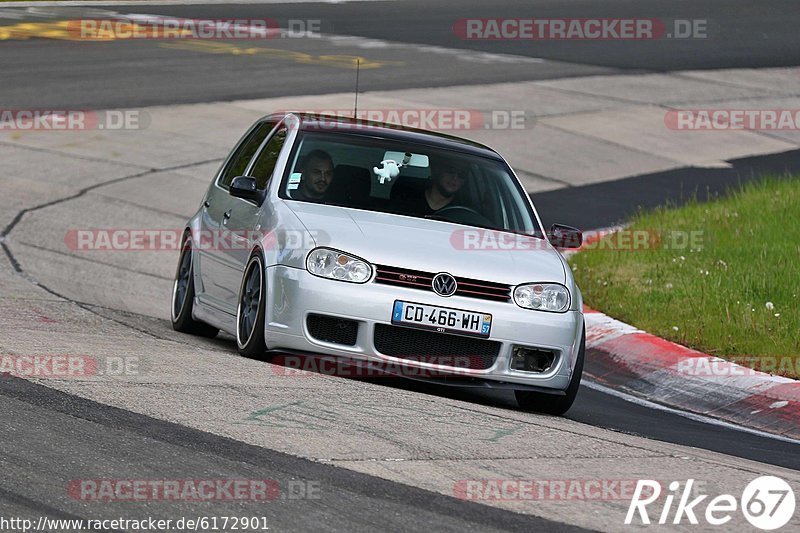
[570,176,800,378]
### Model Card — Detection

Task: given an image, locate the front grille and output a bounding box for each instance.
[374,324,501,370]
[374,265,511,302]
[307,314,358,346]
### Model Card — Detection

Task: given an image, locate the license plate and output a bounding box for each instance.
[391,300,492,337]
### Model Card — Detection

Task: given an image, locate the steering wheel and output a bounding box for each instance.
[435,205,493,227]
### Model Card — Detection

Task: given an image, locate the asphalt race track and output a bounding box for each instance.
[3,0,800,108]
[1,1,799,531]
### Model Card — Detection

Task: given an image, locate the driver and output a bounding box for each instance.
[406,155,468,216]
[294,149,334,202]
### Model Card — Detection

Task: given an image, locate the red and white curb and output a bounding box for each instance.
[583,306,800,440]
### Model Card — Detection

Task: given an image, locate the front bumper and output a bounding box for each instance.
[264,265,584,391]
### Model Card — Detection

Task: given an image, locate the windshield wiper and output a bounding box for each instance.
[423,214,452,222]
[422,214,542,238]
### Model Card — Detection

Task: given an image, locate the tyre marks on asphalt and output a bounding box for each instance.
[237,399,525,444]
[0,153,222,340]
[1,377,579,532]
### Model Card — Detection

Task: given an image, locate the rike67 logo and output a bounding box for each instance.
[626,476,796,530]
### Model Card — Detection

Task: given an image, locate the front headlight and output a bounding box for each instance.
[513,283,570,312]
[306,247,372,283]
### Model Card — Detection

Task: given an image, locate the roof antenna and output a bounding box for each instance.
[353,58,360,118]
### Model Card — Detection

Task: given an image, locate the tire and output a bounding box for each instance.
[515,326,585,415]
[171,235,219,338]
[236,253,268,357]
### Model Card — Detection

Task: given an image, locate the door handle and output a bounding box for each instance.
[223,209,232,220]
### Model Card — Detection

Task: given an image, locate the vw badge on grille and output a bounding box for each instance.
[432,273,457,297]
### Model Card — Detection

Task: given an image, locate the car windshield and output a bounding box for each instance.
[279,131,542,237]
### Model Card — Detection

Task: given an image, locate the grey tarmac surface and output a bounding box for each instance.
[1,2,799,531]
[1,0,799,108]
[533,148,800,231]
[0,116,798,531]
[139,0,800,70]
[0,378,584,532]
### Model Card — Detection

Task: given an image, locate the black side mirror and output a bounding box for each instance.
[548,223,582,249]
[229,176,262,203]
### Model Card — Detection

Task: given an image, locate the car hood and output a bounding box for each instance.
[285,201,566,286]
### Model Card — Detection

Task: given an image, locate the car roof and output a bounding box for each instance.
[260,112,505,161]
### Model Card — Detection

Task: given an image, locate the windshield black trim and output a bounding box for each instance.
[278,131,544,239]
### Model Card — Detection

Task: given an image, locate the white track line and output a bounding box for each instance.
[1,1,387,6]
[582,379,800,445]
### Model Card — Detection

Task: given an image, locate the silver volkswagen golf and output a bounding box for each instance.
[172,113,585,414]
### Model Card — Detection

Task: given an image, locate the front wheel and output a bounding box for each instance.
[236,253,268,357]
[515,326,584,415]
[171,236,219,338]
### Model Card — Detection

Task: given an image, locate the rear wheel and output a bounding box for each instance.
[236,253,268,357]
[171,236,219,338]
[515,327,584,415]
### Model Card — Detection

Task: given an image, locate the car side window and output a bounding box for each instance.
[218,121,275,189]
[249,127,288,190]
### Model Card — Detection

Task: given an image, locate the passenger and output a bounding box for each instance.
[294,149,334,202]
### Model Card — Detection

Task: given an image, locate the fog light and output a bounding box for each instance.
[510,346,556,373]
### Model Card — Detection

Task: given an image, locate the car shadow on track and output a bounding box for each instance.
[119,315,585,418]
[259,349,525,411]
